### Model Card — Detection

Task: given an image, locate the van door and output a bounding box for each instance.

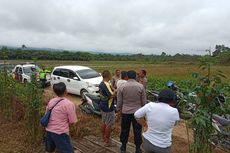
[75,71,89,96]
[59,69,70,92]
[67,70,81,95]
[51,69,61,85]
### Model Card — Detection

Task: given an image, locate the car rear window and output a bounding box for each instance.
[76,69,100,79]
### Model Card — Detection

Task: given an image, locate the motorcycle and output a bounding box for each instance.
[211,114,230,151]
[146,90,159,103]
[79,93,101,115]
[209,94,230,151]
[146,81,196,120]
[79,92,118,115]
[147,81,230,150]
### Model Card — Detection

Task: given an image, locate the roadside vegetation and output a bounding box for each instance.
[0,69,43,152]
[0,54,44,151]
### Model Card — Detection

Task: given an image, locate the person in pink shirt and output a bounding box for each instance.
[45,82,77,153]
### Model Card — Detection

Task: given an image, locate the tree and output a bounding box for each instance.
[0,46,9,60]
[22,44,27,49]
[161,52,167,57]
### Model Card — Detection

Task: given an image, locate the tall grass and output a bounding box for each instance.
[25,74,43,143]
[0,68,16,120]
[0,69,43,145]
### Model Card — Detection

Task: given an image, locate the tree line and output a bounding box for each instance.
[212,45,230,64]
[0,45,229,64]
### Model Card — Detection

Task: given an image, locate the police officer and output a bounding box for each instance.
[39,67,51,88]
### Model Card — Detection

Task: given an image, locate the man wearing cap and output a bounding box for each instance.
[134,89,180,153]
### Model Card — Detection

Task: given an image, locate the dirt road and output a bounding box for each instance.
[44,86,82,105]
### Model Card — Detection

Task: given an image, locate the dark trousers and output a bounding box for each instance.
[40,78,46,88]
[45,131,74,153]
[143,137,171,153]
[120,113,142,147]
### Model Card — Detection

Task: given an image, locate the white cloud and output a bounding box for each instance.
[0,0,230,54]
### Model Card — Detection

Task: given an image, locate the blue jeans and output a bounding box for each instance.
[45,131,74,153]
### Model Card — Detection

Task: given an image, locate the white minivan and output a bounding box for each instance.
[51,65,102,98]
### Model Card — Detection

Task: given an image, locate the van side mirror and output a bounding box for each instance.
[73,77,80,81]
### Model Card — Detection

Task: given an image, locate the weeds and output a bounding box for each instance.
[0,71,16,120]
[0,60,43,146]
[24,73,43,143]
[0,48,44,147]
[186,51,230,153]
[0,48,16,120]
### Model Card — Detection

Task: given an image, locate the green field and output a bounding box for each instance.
[3,60,230,81]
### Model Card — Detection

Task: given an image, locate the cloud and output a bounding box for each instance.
[0,0,230,55]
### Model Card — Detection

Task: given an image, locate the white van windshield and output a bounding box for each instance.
[76,69,100,79]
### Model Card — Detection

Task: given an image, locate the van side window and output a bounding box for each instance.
[60,69,69,78]
[69,71,77,79]
[53,69,60,76]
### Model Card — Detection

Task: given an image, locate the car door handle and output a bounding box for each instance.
[67,79,70,82]
[57,77,60,80]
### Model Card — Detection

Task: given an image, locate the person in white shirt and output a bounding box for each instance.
[134,89,180,153]
[116,71,128,89]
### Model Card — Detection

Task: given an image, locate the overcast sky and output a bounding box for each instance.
[0,0,230,55]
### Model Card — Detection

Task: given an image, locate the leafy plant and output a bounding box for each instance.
[186,50,230,153]
[24,71,43,143]
[0,49,43,144]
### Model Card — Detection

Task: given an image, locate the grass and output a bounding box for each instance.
[2,60,230,81]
